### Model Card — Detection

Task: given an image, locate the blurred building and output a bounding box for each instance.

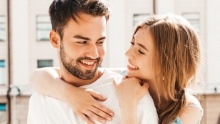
[0,0,220,124]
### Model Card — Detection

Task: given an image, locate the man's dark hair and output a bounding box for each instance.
[49,0,111,38]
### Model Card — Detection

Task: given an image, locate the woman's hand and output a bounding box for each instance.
[113,77,149,105]
[30,67,113,124]
[66,86,114,124]
[113,77,149,124]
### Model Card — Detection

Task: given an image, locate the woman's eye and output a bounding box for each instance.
[130,41,134,45]
[138,50,145,54]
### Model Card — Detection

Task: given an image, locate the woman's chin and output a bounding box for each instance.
[126,72,138,78]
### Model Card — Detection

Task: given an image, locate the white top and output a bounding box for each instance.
[27,69,158,124]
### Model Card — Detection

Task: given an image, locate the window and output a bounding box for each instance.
[0,103,7,123]
[37,60,53,68]
[36,15,51,41]
[133,14,150,27]
[0,16,6,41]
[0,60,6,85]
[182,13,200,33]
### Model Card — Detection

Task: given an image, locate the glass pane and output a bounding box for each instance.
[133,14,150,27]
[37,23,51,30]
[36,15,51,41]
[37,15,50,22]
[0,60,5,67]
[0,60,6,85]
[37,60,53,68]
[37,30,50,41]
[182,13,200,33]
[0,16,5,41]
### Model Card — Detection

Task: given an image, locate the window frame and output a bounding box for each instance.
[36,15,51,41]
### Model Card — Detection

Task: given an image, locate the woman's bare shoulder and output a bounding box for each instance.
[179,92,203,124]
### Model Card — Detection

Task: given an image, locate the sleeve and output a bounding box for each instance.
[137,92,159,124]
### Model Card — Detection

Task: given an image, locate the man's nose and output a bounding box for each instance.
[86,44,99,59]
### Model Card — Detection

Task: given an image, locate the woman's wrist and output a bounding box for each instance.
[120,102,138,124]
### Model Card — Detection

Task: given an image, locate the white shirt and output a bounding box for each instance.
[27,69,158,124]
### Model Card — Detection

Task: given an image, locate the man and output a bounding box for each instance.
[27,0,158,124]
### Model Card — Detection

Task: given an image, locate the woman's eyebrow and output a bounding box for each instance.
[137,43,149,51]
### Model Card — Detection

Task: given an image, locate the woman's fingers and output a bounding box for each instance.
[77,113,95,124]
[75,101,113,123]
[84,89,114,122]
[83,109,107,124]
[86,89,106,101]
[93,103,114,118]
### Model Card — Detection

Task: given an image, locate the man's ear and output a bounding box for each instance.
[50,30,60,48]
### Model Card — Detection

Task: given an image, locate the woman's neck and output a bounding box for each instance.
[149,84,170,112]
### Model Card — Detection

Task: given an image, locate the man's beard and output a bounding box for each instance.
[60,42,102,80]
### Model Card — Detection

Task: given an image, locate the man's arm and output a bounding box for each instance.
[30,67,113,124]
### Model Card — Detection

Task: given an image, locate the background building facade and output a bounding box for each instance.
[0,0,220,123]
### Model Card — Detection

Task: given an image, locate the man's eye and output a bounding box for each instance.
[97,41,104,45]
[138,50,145,54]
[77,41,87,44]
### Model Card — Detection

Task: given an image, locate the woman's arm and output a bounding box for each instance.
[114,77,149,124]
[30,67,113,124]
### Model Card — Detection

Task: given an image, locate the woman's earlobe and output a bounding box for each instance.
[50,30,60,48]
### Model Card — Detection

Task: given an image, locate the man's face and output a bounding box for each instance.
[58,13,107,80]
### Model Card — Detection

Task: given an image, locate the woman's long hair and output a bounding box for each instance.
[134,15,201,124]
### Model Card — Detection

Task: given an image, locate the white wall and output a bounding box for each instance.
[156,0,175,14]
[103,0,126,68]
[11,0,29,85]
[206,0,220,84]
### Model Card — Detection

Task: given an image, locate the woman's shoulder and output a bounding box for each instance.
[185,92,202,110]
[178,92,203,124]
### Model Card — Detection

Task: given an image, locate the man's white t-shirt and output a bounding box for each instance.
[27,69,158,124]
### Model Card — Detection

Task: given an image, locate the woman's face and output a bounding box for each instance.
[125,27,157,82]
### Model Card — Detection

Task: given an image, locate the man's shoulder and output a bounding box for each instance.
[101,68,126,76]
[29,92,66,105]
[29,92,44,102]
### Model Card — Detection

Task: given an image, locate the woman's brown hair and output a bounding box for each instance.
[134,15,201,124]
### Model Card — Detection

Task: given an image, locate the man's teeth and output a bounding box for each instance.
[128,63,138,69]
[81,60,95,65]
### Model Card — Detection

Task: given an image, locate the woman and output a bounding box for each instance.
[30,14,203,124]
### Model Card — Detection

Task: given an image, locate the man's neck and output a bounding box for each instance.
[59,68,103,87]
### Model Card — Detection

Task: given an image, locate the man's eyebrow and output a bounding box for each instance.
[137,43,149,51]
[98,36,106,41]
[73,35,106,41]
[73,35,90,40]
